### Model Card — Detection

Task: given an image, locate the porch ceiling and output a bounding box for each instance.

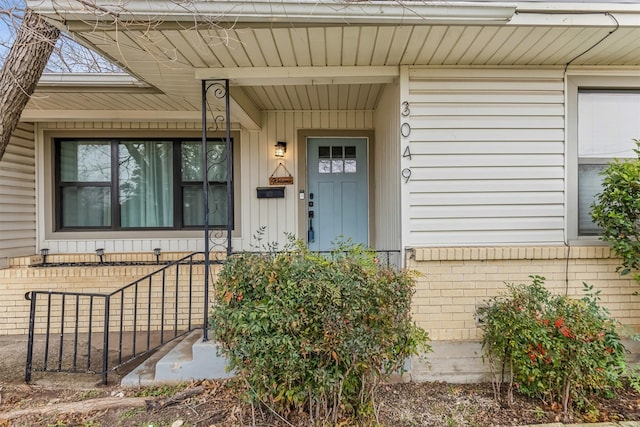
[24,1,640,128]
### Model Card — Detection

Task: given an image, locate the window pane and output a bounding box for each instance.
[578,92,640,158]
[332,159,344,173]
[62,187,111,227]
[345,159,357,173]
[332,146,343,158]
[345,146,356,159]
[60,141,111,182]
[183,185,227,227]
[577,91,640,237]
[119,142,173,228]
[182,141,227,182]
[319,159,331,174]
[318,146,330,159]
[578,164,606,236]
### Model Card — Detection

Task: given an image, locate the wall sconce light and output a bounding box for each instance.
[96,248,105,264]
[40,248,49,265]
[153,248,162,265]
[274,141,287,158]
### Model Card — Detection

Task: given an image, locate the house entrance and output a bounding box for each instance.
[307,137,368,251]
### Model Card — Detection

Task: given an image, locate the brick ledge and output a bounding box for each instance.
[412,246,614,262]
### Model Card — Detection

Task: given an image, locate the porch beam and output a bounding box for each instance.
[195,66,399,86]
[229,87,261,130]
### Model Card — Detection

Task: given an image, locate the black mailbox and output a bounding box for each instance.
[256,187,285,199]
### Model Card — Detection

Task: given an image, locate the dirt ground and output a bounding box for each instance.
[2,334,640,426]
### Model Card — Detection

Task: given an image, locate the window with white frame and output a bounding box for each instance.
[577,90,640,236]
[55,138,233,231]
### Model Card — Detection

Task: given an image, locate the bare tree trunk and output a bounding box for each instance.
[0,8,59,161]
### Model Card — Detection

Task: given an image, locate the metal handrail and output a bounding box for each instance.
[23,248,400,385]
[314,249,401,269]
[238,249,402,269]
[25,252,211,384]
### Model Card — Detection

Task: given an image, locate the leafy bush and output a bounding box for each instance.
[477,276,626,414]
[591,139,640,282]
[209,240,430,424]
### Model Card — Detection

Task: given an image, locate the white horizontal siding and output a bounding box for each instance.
[410,154,564,167]
[420,179,564,193]
[411,141,564,155]
[410,192,564,206]
[406,68,565,246]
[0,123,36,263]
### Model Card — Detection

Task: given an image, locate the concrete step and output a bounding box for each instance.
[120,335,186,387]
[121,330,233,386]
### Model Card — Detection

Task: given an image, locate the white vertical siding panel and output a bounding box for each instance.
[0,122,36,264]
[245,121,264,248]
[238,129,256,251]
[338,112,347,129]
[272,112,286,244]
[302,111,313,128]
[406,68,565,247]
[286,112,298,239]
[373,83,401,251]
[113,240,124,252]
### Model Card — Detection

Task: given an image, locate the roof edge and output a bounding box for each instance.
[28,0,517,25]
[36,73,157,93]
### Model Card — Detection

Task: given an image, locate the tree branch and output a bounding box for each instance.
[0,8,59,160]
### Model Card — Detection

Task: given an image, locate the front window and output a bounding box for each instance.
[55,138,232,230]
[577,91,640,235]
[59,140,112,228]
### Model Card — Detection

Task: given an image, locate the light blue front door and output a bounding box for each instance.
[307,137,368,251]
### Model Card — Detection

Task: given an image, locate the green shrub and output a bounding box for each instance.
[477,276,626,414]
[591,139,640,282]
[209,240,430,424]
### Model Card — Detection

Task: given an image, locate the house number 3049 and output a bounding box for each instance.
[401,101,411,183]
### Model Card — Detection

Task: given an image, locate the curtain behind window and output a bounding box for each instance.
[119,141,173,228]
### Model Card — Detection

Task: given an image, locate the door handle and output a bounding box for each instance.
[308,218,315,242]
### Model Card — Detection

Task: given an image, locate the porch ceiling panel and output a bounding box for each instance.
[176,25,640,68]
[23,12,640,121]
[78,24,640,71]
[242,84,383,111]
[85,24,640,64]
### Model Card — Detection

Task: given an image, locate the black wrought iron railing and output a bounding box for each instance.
[24,252,216,385]
[316,249,402,268]
[23,248,400,385]
[242,249,402,268]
